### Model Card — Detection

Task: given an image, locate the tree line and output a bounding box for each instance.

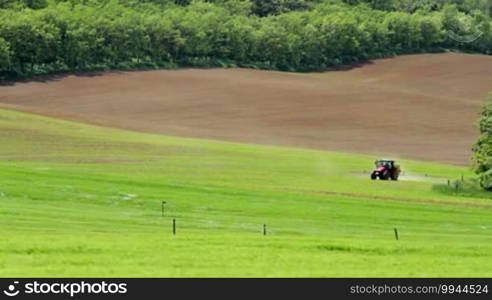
[0,0,491,78]
[473,93,492,191]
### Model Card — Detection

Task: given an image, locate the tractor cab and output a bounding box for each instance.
[375,159,394,169]
[371,159,401,181]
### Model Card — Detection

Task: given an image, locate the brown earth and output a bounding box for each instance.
[1,53,491,165]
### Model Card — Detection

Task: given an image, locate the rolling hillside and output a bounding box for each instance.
[0,108,491,277]
[1,53,491,165]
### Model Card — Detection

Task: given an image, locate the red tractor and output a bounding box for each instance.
[371,159,401,181]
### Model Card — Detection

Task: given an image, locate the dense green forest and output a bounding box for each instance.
[0,0,491,78]
[473,93,492,190]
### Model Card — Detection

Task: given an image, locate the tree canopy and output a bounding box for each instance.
[473,93,492,190]
[0,0,491,78]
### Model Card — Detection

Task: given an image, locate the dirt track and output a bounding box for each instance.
[1,53,491,165]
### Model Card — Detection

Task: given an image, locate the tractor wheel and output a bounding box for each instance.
[391,174,399,181]
[371,173,377,180]
[380,172,390,180]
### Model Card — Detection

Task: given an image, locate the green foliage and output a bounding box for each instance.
[345,0,492,14]
[472,93,492,190]
[432,177,492,199]
[210,0,252,15]
[0,37,11,70]
[0,0,47,9]
[343,0,398,11]
[0,9,60,74]
[0,0,491,78]
[250,0,314,16]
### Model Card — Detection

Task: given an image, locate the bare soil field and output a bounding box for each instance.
[1,53,491,165]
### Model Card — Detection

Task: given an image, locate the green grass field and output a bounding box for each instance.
[0,108,491,277]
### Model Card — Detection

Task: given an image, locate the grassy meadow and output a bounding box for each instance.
[0,108,491,277]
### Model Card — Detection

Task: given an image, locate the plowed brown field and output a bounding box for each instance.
[1,53,491,165]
